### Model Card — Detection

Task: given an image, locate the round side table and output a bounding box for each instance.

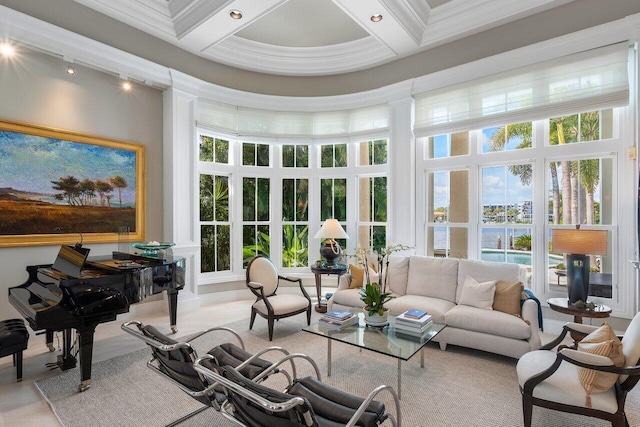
[547,297,611,347]
[310,263,347,313]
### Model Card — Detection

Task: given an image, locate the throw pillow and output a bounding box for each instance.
[577,323,625,405]
[348,264,364,289]
[492,281,524,316]
[458,275,497,310]
[348,264,379,289]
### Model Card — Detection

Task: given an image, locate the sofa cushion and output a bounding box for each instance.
[445,305,531,339]
[406,256,459,303]
[386,295,454,324]
[331,288,364,308]
[456,259,523,303]
[458,275,496,310]
[385,256,409,295]
[493,281,524,316]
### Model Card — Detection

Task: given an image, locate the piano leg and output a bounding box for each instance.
[167,289,178,334]
[76,324,97,393]
[46,330,55,352]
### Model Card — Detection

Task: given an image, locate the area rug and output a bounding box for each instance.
[36,317,640,426]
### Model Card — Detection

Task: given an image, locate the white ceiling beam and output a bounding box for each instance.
[175,0,288,52]
[332,0,424,55]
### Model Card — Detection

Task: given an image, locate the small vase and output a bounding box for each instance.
[363,307,389,326]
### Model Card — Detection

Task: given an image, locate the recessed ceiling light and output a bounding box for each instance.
[371,14,383,22]
[66,65,76,75]
[122,81,132,91]
[0,42,15,56]
[229,10,242,19]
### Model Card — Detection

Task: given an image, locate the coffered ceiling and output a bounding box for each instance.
[73,0,574,76]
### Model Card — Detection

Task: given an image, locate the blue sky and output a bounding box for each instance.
[0,130,137,204]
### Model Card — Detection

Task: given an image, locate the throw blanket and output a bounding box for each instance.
[522,289,543,331]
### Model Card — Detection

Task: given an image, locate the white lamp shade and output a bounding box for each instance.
[314,219,349,240]
[551,228,608,255]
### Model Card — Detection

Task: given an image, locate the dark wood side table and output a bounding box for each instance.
[310,263,348,313]
[547,297,612,347]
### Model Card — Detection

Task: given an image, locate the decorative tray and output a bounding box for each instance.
[131,242,175,257]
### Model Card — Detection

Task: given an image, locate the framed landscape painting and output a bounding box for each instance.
[0,119,145,247]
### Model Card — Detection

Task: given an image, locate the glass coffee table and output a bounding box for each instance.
[302,310,445,399]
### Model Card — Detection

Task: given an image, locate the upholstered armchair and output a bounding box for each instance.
[246,256,312,341]
[516,312,640,427]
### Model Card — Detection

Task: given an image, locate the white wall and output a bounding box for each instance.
[0,50,164,318]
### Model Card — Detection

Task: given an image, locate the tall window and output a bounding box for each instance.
[358,176,387,250]
[242,177,270,267]
[282,178,309,267]
[418,108,620,302]
[199,174,230,272]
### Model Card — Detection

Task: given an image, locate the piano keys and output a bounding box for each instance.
[8,251,185,392]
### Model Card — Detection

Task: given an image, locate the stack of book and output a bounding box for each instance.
[318,309,358,329]
[394,309,433,336]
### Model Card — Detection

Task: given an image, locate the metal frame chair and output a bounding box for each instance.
[194,355,402,427]
[246,256,312,341]
[121,320,308,426]
[517,312,640,427]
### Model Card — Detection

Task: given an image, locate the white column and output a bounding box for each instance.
[162,87,200,312]
[388,98,416,247]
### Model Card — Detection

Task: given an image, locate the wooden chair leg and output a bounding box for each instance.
[268,318,274,341]
[306,307,311,325]
[249,308,257,330]
[522,395,533,427]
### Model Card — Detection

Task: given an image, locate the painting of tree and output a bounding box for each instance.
[0,119,145,247]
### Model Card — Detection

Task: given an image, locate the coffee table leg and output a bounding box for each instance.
[327,339,332,377]
[397,359,402,400]
[421,347,424,368]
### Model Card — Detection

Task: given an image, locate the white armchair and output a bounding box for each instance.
[246,256,312,341]
[516,312,640,426]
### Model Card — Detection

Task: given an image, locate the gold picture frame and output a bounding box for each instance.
[0,119,146,247]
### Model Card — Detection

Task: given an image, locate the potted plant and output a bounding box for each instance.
[360,282,394,325]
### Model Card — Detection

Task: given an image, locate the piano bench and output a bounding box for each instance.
[0,319,29,382]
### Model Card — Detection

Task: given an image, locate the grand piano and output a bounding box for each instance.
[8,246,185,392]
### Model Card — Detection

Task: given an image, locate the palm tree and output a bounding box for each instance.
[489,123,533,185]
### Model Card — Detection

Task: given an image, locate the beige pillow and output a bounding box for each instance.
[492,281,524,316]
[578,323,625,404]
[458,275,496,310]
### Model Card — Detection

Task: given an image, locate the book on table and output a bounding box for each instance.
[394,319,433,334]
[318,315,358,329]
[396,311,432,326]
[404,309,428,319]
[323,309,353,321]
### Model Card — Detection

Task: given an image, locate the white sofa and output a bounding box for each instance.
[327,255,541,359]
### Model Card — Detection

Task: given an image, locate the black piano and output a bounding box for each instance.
[8,247,185,392]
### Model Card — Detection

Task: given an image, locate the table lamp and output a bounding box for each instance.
[314,219,349,266]
[551,227,608,304]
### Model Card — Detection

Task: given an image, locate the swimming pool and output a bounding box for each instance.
[481,249,563,267]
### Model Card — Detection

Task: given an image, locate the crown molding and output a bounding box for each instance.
[170,68,414,111]
[203,36,395,76]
